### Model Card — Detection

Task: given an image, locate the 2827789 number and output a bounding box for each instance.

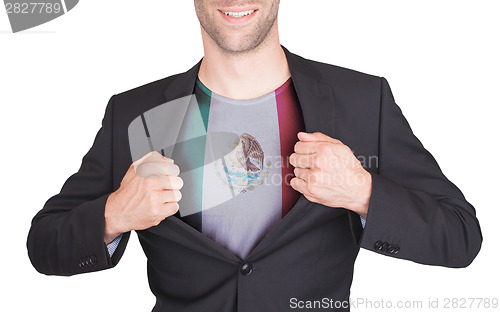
[443,298,498,309]
[5,2,61,14]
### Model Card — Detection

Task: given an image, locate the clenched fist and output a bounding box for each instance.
[289,132,372,219]
[103,151,184,244]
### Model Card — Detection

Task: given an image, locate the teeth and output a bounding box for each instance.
[222,10,255,18]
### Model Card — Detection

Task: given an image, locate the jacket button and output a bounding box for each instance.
[89,256,97,265]
[387,244,395,254]
[79,258,87,267]
[381,242,389,252]
[240,263,253,276]
[393,244,400,254]
[374,241,383,250]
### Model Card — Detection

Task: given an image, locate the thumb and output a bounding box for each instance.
[130,151,174,176]
[297,132,340,144]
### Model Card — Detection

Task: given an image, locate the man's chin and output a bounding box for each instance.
[215,36,266,55]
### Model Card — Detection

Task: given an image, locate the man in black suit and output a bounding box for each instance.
[27,1,482,311]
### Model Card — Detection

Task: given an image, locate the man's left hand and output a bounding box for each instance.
[289,132,372,219]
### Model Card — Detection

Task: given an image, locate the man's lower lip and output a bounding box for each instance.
[218,10,258,24]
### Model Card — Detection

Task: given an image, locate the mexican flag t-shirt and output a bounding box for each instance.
[174,76,305,259]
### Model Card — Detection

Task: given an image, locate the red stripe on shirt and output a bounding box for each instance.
[275,77,306,218]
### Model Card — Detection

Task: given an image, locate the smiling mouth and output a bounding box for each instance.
[219,9,257,18]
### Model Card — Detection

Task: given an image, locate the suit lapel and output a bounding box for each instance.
[282,45,336,138]
[163,59,202,102]
[157,46,338,261]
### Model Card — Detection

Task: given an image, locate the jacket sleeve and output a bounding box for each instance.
[27,95,130,276]
[350,77,482,268]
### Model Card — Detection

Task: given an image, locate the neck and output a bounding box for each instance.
[197,24,291,100]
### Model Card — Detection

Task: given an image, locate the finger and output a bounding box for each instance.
[294,141,331,154]
[290,177,320,202]
[135,162,165,179]
[134,151,161,166]
[144,154,175,165]
[162,202,180,217]
[290,177,314,196]
[146,162,180,176]
[165,163,180,176]
[141,153,175,166]
[159,189,182,203]
[136,162,180,179]
[294,167,324,185]
[289,153,316,168]
[293,167,310,181]
[290,176,305,192]
[159,176,184,190]
[297,132,342,144]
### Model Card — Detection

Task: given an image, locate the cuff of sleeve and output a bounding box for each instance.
[70,193,114,274]
[106,234,123,257]
[357,173,404,256]
[360,215,366,229]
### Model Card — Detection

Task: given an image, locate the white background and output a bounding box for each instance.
[1,0,499,311]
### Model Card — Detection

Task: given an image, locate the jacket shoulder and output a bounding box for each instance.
[113,72,181,104]
[109,70,193,125]
[294,52,382,89]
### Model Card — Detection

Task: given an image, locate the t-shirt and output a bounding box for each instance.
[174,76,305,259]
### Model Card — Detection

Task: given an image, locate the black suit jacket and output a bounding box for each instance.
[27,46,482,311]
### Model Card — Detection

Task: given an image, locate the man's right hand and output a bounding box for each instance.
[103,151,183,244]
